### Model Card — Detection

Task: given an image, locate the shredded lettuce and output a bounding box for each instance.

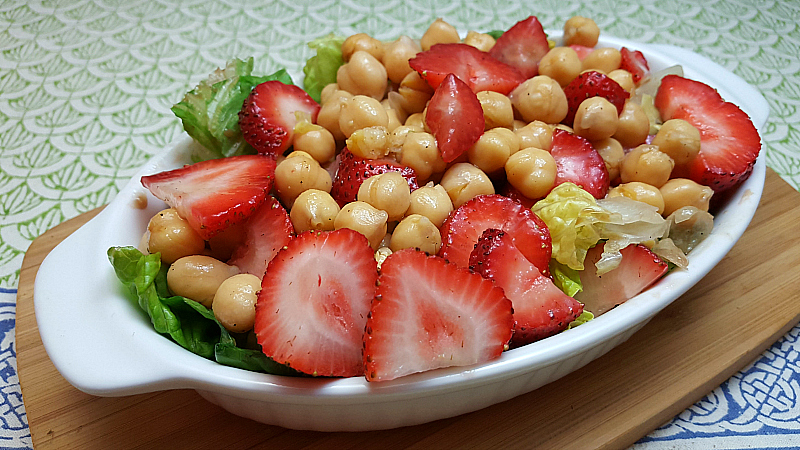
[486,30,504,40]
[567,310,594,329]
[303,34,346,103]
[550,260,583,297]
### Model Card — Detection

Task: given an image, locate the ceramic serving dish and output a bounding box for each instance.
[33,34,769,432]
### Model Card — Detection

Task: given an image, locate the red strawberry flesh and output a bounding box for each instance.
[330,148,419,207]
[425,73,485,163]
[562,71,629,126]
[488,16,550,79]
[549,129,610,199]
[227,196,293,278]
[619,47,649,84]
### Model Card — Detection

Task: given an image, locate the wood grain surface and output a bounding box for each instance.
[17,169,800,449]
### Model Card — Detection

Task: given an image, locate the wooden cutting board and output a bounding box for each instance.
[16,169,800,449]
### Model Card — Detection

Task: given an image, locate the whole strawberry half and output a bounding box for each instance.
[488,16,550,79]
[469,229,583,347]
[654,74,761,193]
[227,196,293,278]
[425,73,484,163]
[141,155,276,240]
[363,249,513,382]
[239,80,320,157]
[574,242,668,316]
[562,70,629,125]
[255,228,378,377]
[438,194,551,274]
[330,148,419,207]
[408,43,526,95]
[549,129,610,199]
[619,47,649,84]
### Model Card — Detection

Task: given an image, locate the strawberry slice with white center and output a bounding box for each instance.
[408,43,526,95]
[488,16,551,79]
[574,242,668,316]
[363,249,513,382]
[425,73,484,163]
[141,155,276,240]
[619,47,649,84]
[549,129,610,199]
[438,194,551,274]
[469,229,584,347]
[239,80,320,157]
[255,228,378,377]
[654,74,761,193]
[227,196,293,278]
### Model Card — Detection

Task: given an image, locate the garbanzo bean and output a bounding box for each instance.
[468,127,519,174]
[476,91,515,130]
[439,163,495,208]
[317,90,352,141]
[396,70,434,115]
[275,151,332,207]
[613,100,649,148]
[346,125,389,159]
[463,30,495,52]
[573,96,619,141]
[320,83,340,104]
[607,182,665,215]
[336,51,388,100]
[147,208,205,264]
[608,69,635,92]
[341,33,384,62]
[620,144,675,188]
[404,112,426,131]
[515,120,553,151]
[290,189,341,232]
[652,119,701,166]
[593,137,625,181]
[399,132,447,181]
[339,95,389,138]
[582,48,621,73]
[212,273,261,333]
[167,255,239,308]
[538,46,582,87]
[405,182,453,228]
[420,18,460,51]
[357,172,411,222]
[659,178,713,216]
[563,16,600,47]
[334,201,389,249]
[509,75,568,124]
[383,35,421,84]
[505,148,557,200]
[390,214,442,255]
[293,122,336,163]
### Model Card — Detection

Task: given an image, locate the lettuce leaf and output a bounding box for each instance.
[303,33,346,103]
[567,310,594,329]
[550,260,583,297]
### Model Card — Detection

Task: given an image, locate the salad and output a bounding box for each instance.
[108,15,761,382]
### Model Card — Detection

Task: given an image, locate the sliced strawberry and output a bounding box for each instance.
[562,71,629,125]
[488,16,550,79]
[408,43,526,95]
[141,155,276,240]
[654,75,761,193]
[363,249,513,382]
[499,181,536,210]
[330,148,419,206]
[549,129,609,199]
[619,47,649,84]
[227,196,293,278]
[438,194,551,274]
[469,229,583,347]
[425,73,484,163]
[569,44,593,61]
[239,80,320,157]
[574,242,668,316]
[255,228,378,377]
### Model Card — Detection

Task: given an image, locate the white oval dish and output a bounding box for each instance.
[33,34,769,432]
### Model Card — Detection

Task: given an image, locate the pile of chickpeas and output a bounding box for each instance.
[145,16,715,334]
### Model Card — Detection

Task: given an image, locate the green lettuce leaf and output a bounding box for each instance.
[550,260,583,297]
[485,30,504,40]
[303,33,346,103]
[567,310,594,329]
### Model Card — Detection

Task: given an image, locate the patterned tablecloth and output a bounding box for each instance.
[1,0,799,447]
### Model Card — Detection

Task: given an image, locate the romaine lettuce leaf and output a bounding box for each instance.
[550,260,583,297]
[303,33,346,103]
[567,310,594,329]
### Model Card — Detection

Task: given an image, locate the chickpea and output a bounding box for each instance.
[341,33,384,62]
[338,95,389,138]
[167,255,239,308]
[593,137,625,181]
[652,119,701,166]
[463,30,495,52]
[383,35,421,84]
[390,214,442,254]
[538,47,582,87]
[620,144,675,188]
[404,112,426,131]
[275,151,332,207]
[509,76,568,124]
[607,182,665,215]
[293,122,336,163]
[515,120,553,151]
[468,127,519,173]
[554,123,574,134]
[384,105,403,133]
[400,132,447,182]
[387,125,417,156]
[317,90,352,141]
[346,125,389,159]
[336,51,388,100]
[406,183,453,228]
[563,16,600,47]
[357,172,411,222]
[396,71,434,115]
[421,18,460,51]
[334,201,389,249]
[320,83,340,104]
[476,91,514,130]
[613,101,649,148]
[212,273,261,333]
[505,148,557,200]
[573,97,619,141]
[659,178,713,216]
[439,163,495,208]
[512,119,527,131]
[147,208,205,264]
[608,69,635,93]
[582,48,622,73]
[290,189,340,232]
